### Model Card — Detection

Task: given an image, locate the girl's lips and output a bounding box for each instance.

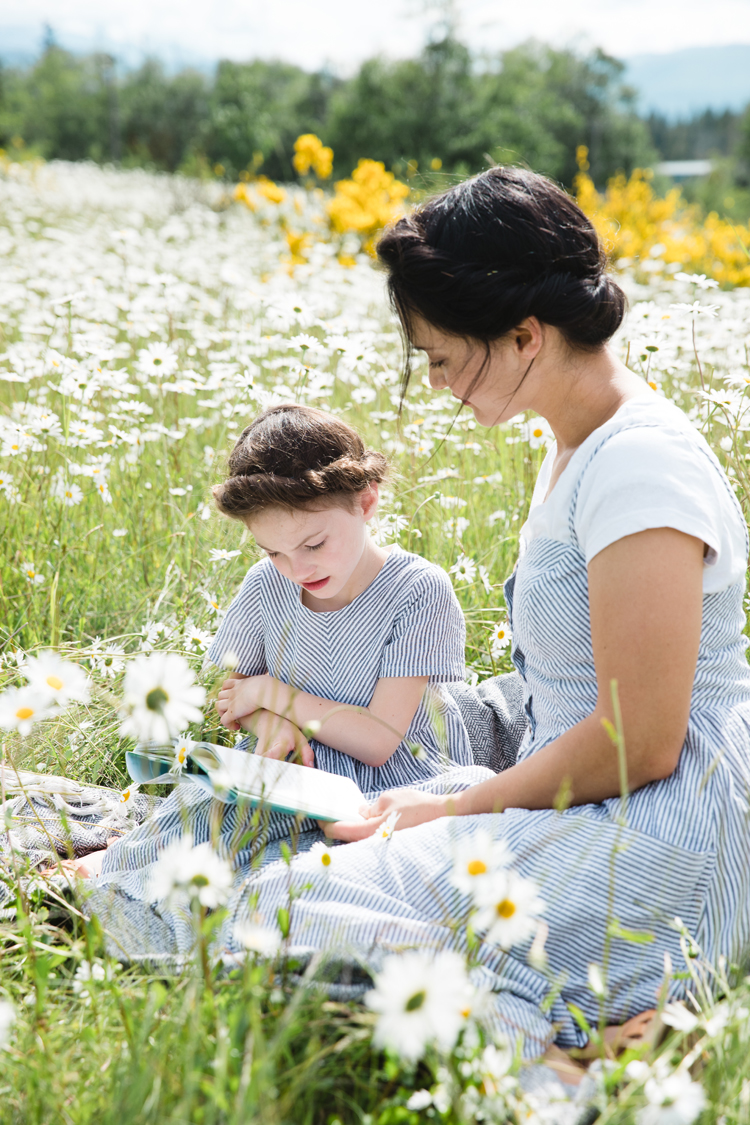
[302,576,330,591]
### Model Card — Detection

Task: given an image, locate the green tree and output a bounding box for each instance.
[120,60,208,170]
[0,45,114,161]
[325,36,477,175]
[203,60,335,179]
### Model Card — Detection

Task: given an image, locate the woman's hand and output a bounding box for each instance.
[319,787,449,842]
[217,673,273,730]
[242,709,315,768]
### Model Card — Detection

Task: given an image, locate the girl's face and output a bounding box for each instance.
[245,486,379,603]
[410,317,542,427]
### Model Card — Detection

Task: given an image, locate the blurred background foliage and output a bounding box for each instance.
[1,29,749,215]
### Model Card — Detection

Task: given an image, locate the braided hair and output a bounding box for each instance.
[213,404,389,520]
[376,166,626,393]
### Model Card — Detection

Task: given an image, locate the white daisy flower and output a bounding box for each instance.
[90,640,126,679]
[185,623,211,653]
[660,1001,700,1034]
[365,950,475,1063]
[0,1000,15,1049]
[173,734,195,770]
[51,479,83,506]
[203,592,222,616]
[137,342,178,378]
[443,517,470,540]
[309,840,336,875]
[490,621,512,655]
[0,687,52,736]
[233,915,281,956]
[23,651,90,708]
[20,561,45,585]
[148,834,233,908]
[450,554,478,584]
[639,1061,706,1125]
[95,481,112,503]
[112,528,128,538]
[209,548,241,565]
[118,783,140,808]
[449,829,513,897]
[472,869,545,951]
[520,417,554,450]
[119,652,206,745]
[374,811,401,843]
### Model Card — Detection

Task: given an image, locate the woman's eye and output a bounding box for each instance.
[307,541,325,551]
[429,360,445,370]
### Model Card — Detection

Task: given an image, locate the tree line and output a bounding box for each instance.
[1,35,749,193]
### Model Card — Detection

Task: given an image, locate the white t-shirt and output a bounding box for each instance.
[521,393,748,594]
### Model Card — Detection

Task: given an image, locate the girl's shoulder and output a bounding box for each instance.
[235,556,295,600]
[382,546,455,594]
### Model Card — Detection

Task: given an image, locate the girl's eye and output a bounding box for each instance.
[306,541,325,551]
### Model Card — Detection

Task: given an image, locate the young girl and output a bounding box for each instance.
[209,402,475,793]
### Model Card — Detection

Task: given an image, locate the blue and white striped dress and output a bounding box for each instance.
[94,394,750,1058]
[221,394,750,1051]
[206,546,474,790]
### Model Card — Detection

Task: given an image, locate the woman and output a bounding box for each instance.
[92,167,750,1057]
[216,167,750,1053]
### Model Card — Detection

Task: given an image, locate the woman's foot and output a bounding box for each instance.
[41,837,119,880]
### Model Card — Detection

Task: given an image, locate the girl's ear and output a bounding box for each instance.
[360,482,379,522]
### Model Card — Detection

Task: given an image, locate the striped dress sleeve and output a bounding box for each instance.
[206,562,267,676]
[379,567,466,682]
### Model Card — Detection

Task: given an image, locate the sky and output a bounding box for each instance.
[3,0,750,70]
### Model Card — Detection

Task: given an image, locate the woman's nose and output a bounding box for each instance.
[429,368,447,390]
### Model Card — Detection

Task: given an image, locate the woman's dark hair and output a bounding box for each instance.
[213,404,388,520]
[377,165,626,392]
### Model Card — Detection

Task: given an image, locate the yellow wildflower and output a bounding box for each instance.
[293,134,333,180]
[327,160,410,256]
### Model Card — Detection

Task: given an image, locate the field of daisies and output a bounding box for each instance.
[2,156,750,1124]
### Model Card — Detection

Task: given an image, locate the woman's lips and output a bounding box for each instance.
[302,577,330,591]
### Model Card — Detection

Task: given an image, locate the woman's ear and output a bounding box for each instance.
[360,482,379,522]
[513,317,544,357]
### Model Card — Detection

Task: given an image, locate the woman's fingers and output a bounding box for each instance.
[318,813,387,841]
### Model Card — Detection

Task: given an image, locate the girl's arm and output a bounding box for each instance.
[325,527,705,839]
[217,674,430,768]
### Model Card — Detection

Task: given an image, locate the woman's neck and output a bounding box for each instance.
[536,346,646,455]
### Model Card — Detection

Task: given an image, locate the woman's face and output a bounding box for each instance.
[410,317,541,428]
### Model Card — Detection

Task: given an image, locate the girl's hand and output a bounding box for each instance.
[319,788,449,842]
[248,710,314,768]
[217,673,272,730]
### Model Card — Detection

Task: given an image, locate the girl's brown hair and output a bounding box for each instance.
[213,404,388,520]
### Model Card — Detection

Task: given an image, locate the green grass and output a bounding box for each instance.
[2,161,750,1122]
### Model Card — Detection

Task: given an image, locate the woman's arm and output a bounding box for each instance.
[325,527,705,839]
[217,674,430,768]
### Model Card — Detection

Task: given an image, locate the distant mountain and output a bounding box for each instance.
[624,44,750,118]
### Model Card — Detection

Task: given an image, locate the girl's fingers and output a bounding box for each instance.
[300,742,315,768]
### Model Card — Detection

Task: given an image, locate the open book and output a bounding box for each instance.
[125,741,366,823]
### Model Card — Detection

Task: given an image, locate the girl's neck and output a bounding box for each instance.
[302,537,392,613]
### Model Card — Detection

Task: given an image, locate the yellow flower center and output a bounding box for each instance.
[533,428,543,438]
[467,859,487,876]
[121,789,131,802]
[46,675,64,691]
[16,706,34,720]
[496,898,516,919]
[321,852,331,866]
